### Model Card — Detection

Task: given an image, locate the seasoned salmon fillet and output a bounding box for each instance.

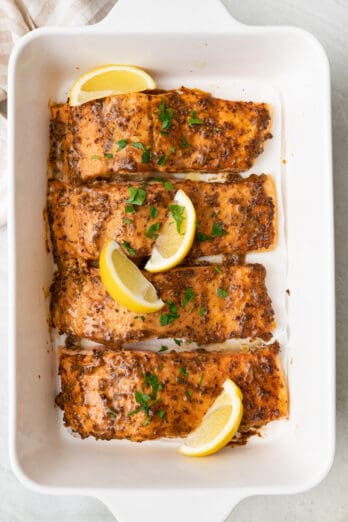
[56,343,288,441]
[48,175,276,263]
[51,263,275,345]
[49,87,272,182]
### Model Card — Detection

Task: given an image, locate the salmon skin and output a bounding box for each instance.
[51,263,275,345]
[56,343,288,442]
[48,174,276,263]
[49,87,272,182]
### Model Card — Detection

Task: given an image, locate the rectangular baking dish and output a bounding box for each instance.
[8,0,335,520]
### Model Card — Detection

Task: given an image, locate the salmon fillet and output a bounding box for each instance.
[49,87,272,182]
[48,175,276,263]
[56,343,288,441]
[51,263,275,345]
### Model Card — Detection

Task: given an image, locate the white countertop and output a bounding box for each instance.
[1,0,347,520]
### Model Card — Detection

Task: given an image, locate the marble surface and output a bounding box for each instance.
[1,0,347,520]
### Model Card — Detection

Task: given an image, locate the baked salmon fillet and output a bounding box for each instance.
[51,263,275,345]
[48,174,276,263]
[49,87,272,182]
[56,343,288,441]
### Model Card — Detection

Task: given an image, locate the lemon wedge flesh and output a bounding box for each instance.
[179,379,243,457]
[145,189,196,273]
[99,240,164,313]
[68,64,156,106]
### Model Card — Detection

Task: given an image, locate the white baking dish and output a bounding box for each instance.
[8,0,335,520]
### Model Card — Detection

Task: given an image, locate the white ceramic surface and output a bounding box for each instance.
[7,0,335,520]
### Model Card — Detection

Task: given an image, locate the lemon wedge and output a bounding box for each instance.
[68,64,156,106]
[145,189,196,273]
[99,240,164,313]
[179,379,243,457]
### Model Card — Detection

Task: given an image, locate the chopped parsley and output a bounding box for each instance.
[157,154,167,166]
[117,139,128,151]
[185,389,192,398]
[217,287,228,298]
[134,315,145,321]
[150,206,158,218]
[91,154,101,160]
[198,307,206,317]
[198,374,204,386]
[107,407,116,419]
[214,265,222,274]
[196,221,227,242]
[158,99,173,130]
[164,181,174,191]
[189,110,204,125]
[181,287,195,308]
[127,186,146,206]
[174,339,183,346]
[180,136,190,148]
[125,204,136,213]
[169,204,185,233]
[104,152,113,159]
[158,410,166,419]
[179,366,189,378]
[159,346,168,352]
[128,372,164,426]
[122,241,136,256]
[170,146,176,153]
[142,147,151,164]
[160,301,179,326]
[132,142,145,150]
[146,222,161,239]
[124,218,133,225]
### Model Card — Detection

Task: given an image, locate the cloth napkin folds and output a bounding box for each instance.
[0,0,115,227]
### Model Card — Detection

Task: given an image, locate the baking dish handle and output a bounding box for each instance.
[98,490,246,521]
[97,0,243,32]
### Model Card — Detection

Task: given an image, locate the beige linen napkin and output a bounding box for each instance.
[0,0,115,227]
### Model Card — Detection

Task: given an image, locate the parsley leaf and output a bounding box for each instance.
[199,307,206,317]
[181,287,195,308]
[157,154,167,166]
[199,374,204,386]
[107,407,116,419]
[160,301,179,326]
[189,110,204,125]
[170,146,176,153]
[124,218,133,225]
[122,241,136,256]
[164,181,174,191]
[142,148,151,164]
[91,154,101,160]
[158,99,173,130]
[179,366,189,378]
[150,206,158,218]
[214,265,222,274]
[127,186,146,206]
[174,339,182,346]
[132,142,145,151]
[158,410,166,419]
[180,136,190,148]
[159,346,168,352]
[125,204,136,213]
[217,287,228,298]
[146,222,161,239]
[169,204,185,233]
[196,231,211,243]
[185,389,192,398]
[196,221,227,242]
[117,139,128,151]
[104,152,113,159]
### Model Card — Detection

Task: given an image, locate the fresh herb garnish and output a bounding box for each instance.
[189,110,204,125]
[127,186,147,206]
[158,99,173,130]
[104,152,113,159]
[169,204,185,233]
[211,212,217,218]
[174,339,183,346]
[134,315,146,322]
[125,204,136,213]
[158,154,167,166]
[160,301,179,326]
[142,147,151,164]
[170,146,176,153]
[107,407,116,419]
[122,241,136,256]
[214,265,222,274]
[124,218,133,225]
[179,366,189,378]
[146,222,161,239]
[185,389,192,398]
[150,206,158,218]
[132,142,145,150]
[198,374,204,386]
[181,287,195,308]
[198,307,206,317]
[164,181,174,191]
[196,221,227,242]
[159,346,168,352]
[91,154,101,160]
[128,373,164,425]
[180,136,190,148]
[158,410,166,419]
[117,139,128,151]
[217,287,228,298]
